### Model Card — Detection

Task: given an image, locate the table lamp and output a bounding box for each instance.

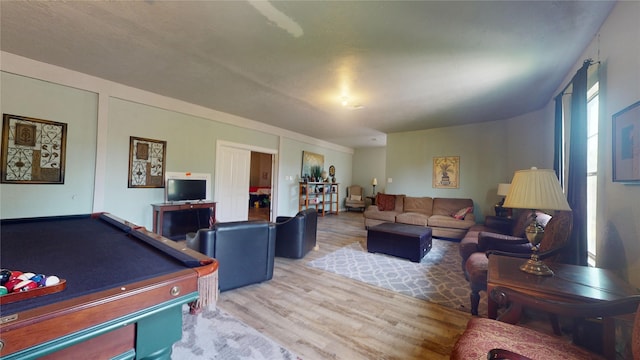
[371,177,377,196]
[503,167,571,276]
[494,183,511,217]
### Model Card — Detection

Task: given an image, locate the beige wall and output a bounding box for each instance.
[352,147,386,197]
[0,72,98,218]
[384,117,538,223]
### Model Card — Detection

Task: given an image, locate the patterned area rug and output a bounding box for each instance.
[307,239,487,316]
[173,305,301,360]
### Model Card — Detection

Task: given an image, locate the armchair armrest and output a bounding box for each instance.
[477,232,529,253]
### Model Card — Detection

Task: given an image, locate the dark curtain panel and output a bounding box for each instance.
[565,60,590,266]
[553,93,564,185]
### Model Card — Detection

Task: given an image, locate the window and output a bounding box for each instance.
[586,82,599,266]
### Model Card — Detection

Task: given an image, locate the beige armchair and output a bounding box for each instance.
[345,185,365,212]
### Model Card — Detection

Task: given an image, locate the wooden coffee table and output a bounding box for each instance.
[487,255,638,358]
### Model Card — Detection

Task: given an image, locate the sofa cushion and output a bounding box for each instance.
[395,212,429,226]
[350,194,362,201]
[363,206,398,222]
[432,198,474,216]
[377,194,396,211]
[402,197,433,215]
[428,214,475,230]
[450,317,603,360]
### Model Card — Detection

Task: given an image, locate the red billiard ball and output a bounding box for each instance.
[15,280,38,292]
[4,278,22,292]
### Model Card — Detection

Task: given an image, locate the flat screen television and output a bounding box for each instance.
[165,172,211,203]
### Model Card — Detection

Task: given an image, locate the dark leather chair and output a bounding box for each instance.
[275,208,317,259]
[187,220,275,292]
[464,210,573,316]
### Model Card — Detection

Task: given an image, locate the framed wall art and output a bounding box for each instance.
[612,100,640,183]
[128,136,166,188]
[1,114,67,184]
[433,156,460,189]
[301,151,324,180]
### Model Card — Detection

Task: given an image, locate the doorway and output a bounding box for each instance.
[215,141,277,222]
[248,151,273,221]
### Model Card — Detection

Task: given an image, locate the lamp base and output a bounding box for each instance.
[519,258,554,276]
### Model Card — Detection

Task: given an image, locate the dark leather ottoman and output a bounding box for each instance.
[367,223,432,262]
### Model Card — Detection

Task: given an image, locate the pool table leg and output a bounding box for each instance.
[138,347,173,360]
[136,305,183,360]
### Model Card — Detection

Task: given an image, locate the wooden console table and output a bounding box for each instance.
[488,255,638,359]
[152,202,216,240]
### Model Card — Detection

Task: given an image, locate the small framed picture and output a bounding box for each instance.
[1,114,67,184]
[128,136,166,188]
[433,156,460,189]
[612,101,640,183]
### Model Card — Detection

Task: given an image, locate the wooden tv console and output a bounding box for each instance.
[151,202,216,240]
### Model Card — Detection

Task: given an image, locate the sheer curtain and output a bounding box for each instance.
[553,60,591,266]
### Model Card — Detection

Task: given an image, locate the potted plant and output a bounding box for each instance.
[310,166,322,182]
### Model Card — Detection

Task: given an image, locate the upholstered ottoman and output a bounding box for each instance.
[367,223,432,262]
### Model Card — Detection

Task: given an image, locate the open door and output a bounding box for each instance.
[215,141,277,223]
[215,144,251,222]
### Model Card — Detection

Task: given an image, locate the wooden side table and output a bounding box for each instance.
[487,255,638,359]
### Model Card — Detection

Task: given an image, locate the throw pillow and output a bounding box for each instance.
[350,194,362,201]
[377,194,396,211]
[452,206,473,220]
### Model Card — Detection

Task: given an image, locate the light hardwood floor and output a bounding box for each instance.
[217,211,471,360]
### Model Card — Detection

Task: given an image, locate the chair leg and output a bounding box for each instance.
[550,314,562,335]
[470,290,480,316]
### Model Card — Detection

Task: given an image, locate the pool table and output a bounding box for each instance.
[0,213,218,360]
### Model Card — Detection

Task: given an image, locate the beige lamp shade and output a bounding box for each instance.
[503,168,571,211]
[372,178,378,186]
[497,183,511,197]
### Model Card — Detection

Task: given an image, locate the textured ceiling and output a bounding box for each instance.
[0,1,615,148]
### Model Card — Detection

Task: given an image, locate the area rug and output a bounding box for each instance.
[307,239,487,316]
[173,305,301,360]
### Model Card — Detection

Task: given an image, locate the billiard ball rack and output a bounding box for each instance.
[0,279,66,305]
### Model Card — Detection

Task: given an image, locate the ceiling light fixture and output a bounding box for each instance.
[339,95,364,110]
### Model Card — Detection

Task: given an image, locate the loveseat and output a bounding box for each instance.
[363,194,475,239]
